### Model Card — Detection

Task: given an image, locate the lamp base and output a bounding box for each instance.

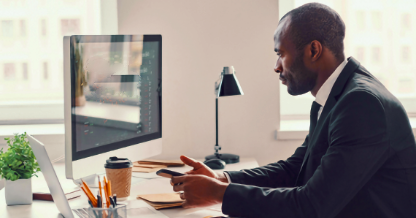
[205,153,240,164]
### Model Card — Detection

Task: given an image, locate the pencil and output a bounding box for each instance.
[106,180,112,208]
[81,179,98,207]
[81,179,96,201]
[103,176,110,208]
[98,175,103,207]
[81,186,97,207]
[97,190,102,208]
[81,186,95,204]
[108,180,112,197]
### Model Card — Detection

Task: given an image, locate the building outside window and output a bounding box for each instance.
[0,0,102,123]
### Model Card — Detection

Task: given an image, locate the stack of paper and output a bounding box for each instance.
[133,163,167,173]
[133,159,185,173]
[137,193,184,209]
[137,159,185,167]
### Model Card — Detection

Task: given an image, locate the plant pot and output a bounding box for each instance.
[5,178,32,206]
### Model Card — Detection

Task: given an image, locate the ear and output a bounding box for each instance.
[309,40,322,61]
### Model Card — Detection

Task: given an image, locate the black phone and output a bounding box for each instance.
[156,169,185,178]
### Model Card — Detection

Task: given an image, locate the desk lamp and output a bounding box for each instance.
[205,66,244,164]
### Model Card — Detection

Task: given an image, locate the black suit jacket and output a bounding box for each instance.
[222,57,416,218]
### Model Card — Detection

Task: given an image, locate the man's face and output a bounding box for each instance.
[274,17,317,96]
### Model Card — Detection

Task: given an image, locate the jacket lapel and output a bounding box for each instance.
[295,57,361,186]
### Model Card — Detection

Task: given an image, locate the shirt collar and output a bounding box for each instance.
[315,59,348,107]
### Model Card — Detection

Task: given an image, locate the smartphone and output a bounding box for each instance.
[156,169,185,178]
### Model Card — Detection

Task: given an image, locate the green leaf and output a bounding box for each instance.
[0,133,40,180]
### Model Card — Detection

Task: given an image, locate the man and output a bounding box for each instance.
[171,3,416,217]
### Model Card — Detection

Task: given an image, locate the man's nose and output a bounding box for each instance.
[274,57,282,74]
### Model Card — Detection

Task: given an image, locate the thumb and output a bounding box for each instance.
[180,155,201,168]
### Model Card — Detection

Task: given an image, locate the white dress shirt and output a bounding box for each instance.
[224,59,348,183]
[315,59,348,120]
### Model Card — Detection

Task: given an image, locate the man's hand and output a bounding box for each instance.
[180,155,228,183]
[171,174,229,208]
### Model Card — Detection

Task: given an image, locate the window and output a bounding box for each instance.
[19,20,26,37]
[402,13,411,30]
[1,20,13,38]
[61,19,80,35]
[43,62,48,80]
[356,11,365,30]
[402,46,410,63]
[0,1,105,123]
[22,63,28,80]
[371,11,382,31]
[279,0,416,137]
[40,19,47,36]
[356,47,365,62]
[372,47,381,63]
[4,63,16,80]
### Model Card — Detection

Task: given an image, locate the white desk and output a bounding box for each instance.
[0,158,258,218]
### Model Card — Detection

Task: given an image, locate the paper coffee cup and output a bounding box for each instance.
[104,156,133,199]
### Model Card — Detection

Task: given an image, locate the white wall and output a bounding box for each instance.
[117,0,303,166]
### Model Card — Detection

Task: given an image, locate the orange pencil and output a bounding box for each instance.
[81,179,95,199]
[81,179,97,207]
[98,176,103,207]
[81,186,97,207]
[81,179,97,201]
[108,180,112,197]
[103,176,110,208]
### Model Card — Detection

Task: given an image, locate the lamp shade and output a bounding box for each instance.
[217,66,244,97]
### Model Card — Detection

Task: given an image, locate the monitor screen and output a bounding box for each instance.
[70,35,162,160]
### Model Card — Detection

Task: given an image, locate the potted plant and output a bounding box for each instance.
[0,132,40,205]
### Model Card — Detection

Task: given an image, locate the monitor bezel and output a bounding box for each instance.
[69,35,162,161]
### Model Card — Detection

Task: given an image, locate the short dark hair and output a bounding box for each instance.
[280,3,345,61]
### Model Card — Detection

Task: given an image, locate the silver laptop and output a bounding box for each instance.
[28,135,169,218]
[28,134,89,218]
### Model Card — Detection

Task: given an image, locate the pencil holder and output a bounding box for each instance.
[87,204,127,218]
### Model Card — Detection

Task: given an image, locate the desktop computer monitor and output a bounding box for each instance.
[63,35,162,181]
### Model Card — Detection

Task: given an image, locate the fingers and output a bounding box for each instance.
[179,192,185,200]
[171,175,187,184]
[184,170,199,175]
[180,155,201,168]
[173,182,185,192]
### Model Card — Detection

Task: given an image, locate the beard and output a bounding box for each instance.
[281,53,317,96]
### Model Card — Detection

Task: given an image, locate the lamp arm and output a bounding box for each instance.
[215,97,221,156]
